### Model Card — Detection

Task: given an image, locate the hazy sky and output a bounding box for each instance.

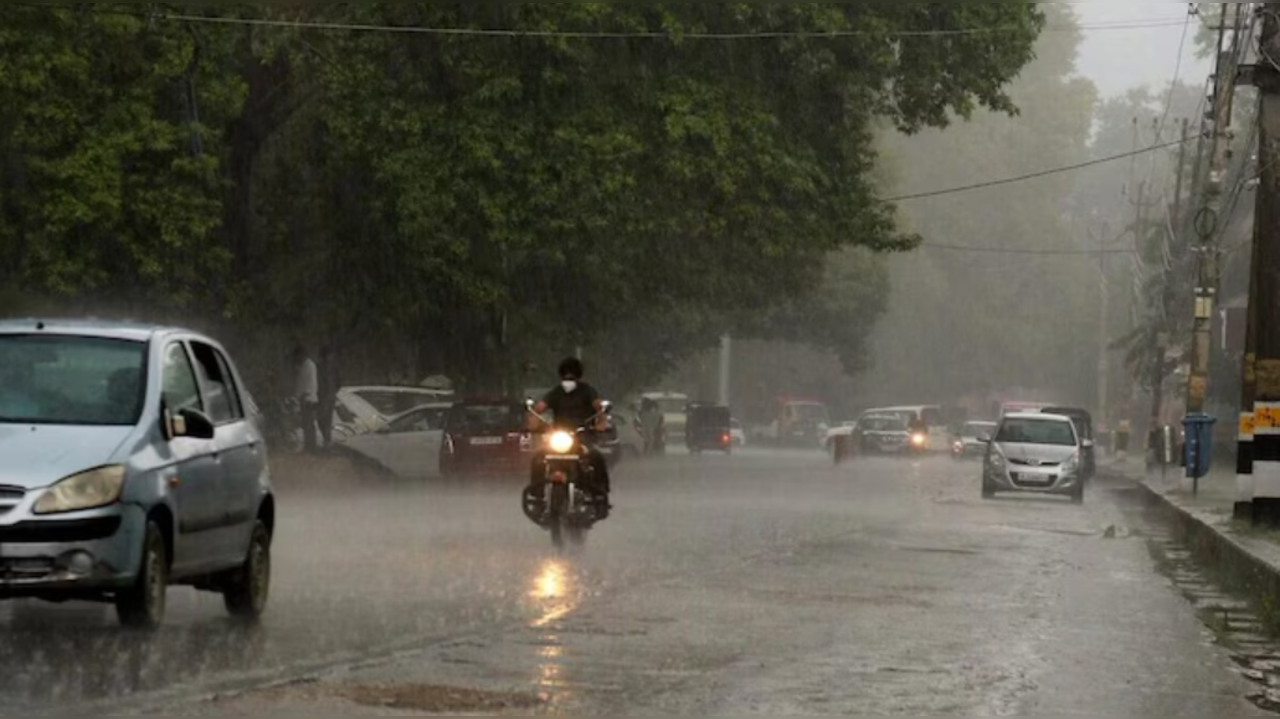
[1072,2,1211,98]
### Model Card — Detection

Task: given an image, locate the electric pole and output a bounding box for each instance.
[1245,1,1280,525]
[1152,118,1193,457]
[1096,222,1112,430]
[1189,4,1241,423]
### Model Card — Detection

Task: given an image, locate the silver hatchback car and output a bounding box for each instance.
[981,412,1089,504]
[0,320,274,628]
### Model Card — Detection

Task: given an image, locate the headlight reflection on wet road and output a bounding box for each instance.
[529,558,580,629]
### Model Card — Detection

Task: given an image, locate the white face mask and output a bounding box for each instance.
[561,380,578,394]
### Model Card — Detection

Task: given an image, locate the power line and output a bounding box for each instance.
[1155,5,1196,142]
[922,242,1135,257]
[15,5,1197,40]
[884,137,1194,203]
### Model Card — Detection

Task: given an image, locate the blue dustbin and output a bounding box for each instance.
[1182,413,1218,479]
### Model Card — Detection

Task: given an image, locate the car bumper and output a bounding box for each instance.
[0,505,143,597]
[986,466,1082,494]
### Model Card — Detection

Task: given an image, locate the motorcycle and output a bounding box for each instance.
[522,400,612,550]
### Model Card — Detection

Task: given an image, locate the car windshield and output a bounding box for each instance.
[996,418,1076,447]
[0,334,147,426]
[448,403,523,434]
[794,403,828,421]
[862,416,907,432]
[654,398,687,414]
[963,422,996,437]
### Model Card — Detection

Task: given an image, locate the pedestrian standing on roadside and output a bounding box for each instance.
[317,343,341,449]
[293,343,320,454]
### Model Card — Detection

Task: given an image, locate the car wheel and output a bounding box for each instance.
[223,521,272,622]
[116,521,169,630]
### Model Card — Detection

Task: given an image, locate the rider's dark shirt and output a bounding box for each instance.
[543,383,600,430]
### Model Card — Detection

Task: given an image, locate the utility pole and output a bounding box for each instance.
[1187,4,1242,495]
[1246,1,1280,525]
[1096,221,1112,431]
[1152,119,1193,465]
[718,334,732,408]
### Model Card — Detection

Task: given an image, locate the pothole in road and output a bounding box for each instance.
[337,683,547,714]
[1145,526,1280,714]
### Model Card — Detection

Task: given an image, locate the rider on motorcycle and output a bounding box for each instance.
[525,357,613,520]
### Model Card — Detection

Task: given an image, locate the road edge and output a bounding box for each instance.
[1105,466,1280,635]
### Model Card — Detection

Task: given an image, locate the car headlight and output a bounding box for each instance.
[34,466,127,516]
[1062,453,1081,474]
[988,451,1006,469]
[548,431,576,454]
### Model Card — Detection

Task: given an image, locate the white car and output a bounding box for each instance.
[823,421,859,449]
[730,418,747,447]
[337,403,451,478]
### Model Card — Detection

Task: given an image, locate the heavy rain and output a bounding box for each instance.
[1,2,1278,716]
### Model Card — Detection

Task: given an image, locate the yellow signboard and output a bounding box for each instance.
[1256,404,1280,430]
[1242,413,1257,438]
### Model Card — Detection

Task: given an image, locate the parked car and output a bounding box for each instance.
[337,403,451,478]
[343,385,454,418]
[0,320,274,628]
[982,412,1089,504]
[952,420,998,460]
[439,398,534,478]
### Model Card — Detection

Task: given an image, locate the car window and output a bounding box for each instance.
[0,335,147,426]
[190,341,241,425]
[162,342,203,414]
[388,408,447,434]
[996,418,1076,447]
[447,404,523,433]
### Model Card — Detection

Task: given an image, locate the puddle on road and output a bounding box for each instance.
[339,683,547,713]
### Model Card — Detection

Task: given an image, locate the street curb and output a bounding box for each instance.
[1114,470,1280,632]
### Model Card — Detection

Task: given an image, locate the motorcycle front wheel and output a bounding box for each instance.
[548,483,569,550]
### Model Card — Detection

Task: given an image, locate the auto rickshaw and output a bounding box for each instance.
[686,403,733,455]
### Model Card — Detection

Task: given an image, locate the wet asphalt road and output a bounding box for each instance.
[0,448,1272,715]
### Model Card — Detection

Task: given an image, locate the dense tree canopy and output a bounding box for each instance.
[0,3,1047,395]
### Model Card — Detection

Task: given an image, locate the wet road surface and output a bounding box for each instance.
[1,449,1271,715]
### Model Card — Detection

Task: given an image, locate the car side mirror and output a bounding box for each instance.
[978,433,993,444]
[169,407,216,440]
[1081,439,1095,449]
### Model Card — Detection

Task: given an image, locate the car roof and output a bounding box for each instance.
[0,318,192,343]
[1004,412,1073,422]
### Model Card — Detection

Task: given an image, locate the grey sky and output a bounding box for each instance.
[1072,2,1211,98]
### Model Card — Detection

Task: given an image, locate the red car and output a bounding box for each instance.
[439,398,535,478]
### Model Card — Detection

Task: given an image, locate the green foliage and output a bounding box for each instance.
[0,3,1046,393]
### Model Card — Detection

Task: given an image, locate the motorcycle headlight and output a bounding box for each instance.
[549,431,576,454]
[911,433,927,447]
[34,466,127,516]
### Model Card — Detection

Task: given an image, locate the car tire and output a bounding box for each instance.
[223,521,272,622]
[116,521,169,630]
